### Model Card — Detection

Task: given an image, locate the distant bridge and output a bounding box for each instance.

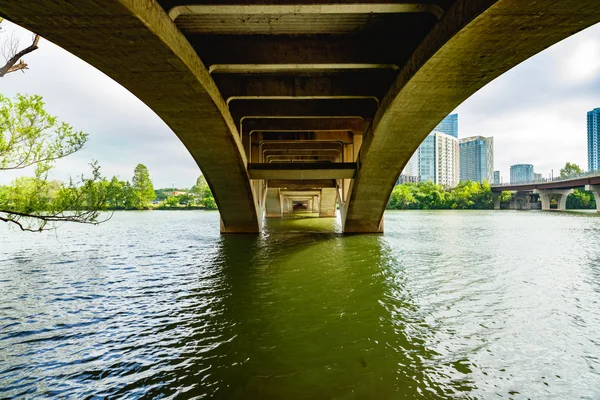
[491,173,600,211]
[2,1,599,232]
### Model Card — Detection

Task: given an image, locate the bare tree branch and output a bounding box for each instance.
[0,209,114,232]
[0,33,40,77]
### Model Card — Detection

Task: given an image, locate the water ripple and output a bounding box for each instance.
[0,211,599,398]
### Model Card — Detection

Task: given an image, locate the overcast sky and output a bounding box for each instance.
[1,20,599,187]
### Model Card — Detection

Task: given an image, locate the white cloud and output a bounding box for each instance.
[562,40,600,85]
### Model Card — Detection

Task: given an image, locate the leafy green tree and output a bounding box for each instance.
[122,181,138,210]
[499,191,513,204]
[131,164,155,209]
[191,174,217,209]
[154,189,168,202]
[386,181,494,210]
[177,193,194,207]
[191,175,209,202]
[159,196,180,209]
[388,184,415,209]
[203,196,217,210]
[105,176,130,209]
[566,189,597,209]
[559,162,583,179]
[0,94,107,231]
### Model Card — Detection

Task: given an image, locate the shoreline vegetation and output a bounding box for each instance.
[386,180,597,210]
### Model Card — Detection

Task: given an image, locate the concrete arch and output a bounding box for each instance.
[343,0,600,232]
[0,0,261,233]
[3,1,599,234]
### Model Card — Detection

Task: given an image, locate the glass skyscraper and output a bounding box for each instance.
[493,171,500,185]
[588,108,600,172]
[433,114,458,138]
[401,132,459,186]
[418,134,436,182]
[459,136,494,183]
[510,164,534,184]
[401,114,459,183]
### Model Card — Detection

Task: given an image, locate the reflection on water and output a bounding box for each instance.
[1,210,600,398]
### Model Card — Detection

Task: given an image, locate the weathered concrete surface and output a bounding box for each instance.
[585,185,600,213]
[248,163,356,180]
[319,188,338,217]
[214,71,397,101]
[534,189,574,211]
[0,0,260,233]
[268,180,336,190]
[344,0,600,232]
[265,188,282,218]
[241,117,365,136]
[229,98,378,127]
[508,192,532,210]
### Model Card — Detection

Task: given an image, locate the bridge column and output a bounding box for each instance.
[319,188,338,217]
[265,188,282,218]
[508,191,531,210]
[585,185,600,212]
[493,193,501,210]
[534,189,574,211]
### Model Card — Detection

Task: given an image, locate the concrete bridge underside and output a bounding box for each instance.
[2,1,598,232]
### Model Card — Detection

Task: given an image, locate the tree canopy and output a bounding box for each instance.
[131,164,155,209]
[387,180,495,210]
[0,94,108,231]
[559,162,583,179]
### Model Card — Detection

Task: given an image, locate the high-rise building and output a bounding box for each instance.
[459,136,494,183]
[510,164,534,184]
[435,132,460,187]
[401,114,459,183]
[399,151,420,183]
[433,114,458,138]
[588,108,600,171]
[534,173,543,182]
[418,134,436,182]
[400,132,459,187]
[493,171,500,185]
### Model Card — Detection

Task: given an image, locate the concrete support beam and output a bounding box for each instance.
[268,179,336,190]
[248,163,356,180]
[214,71,397,101]
[534,189,574,211]
[169,4,445,21]
[242,117,365,137]
[493,193,501,210]
[320,188,338,217]
[229,98,378,126]
[188,34,428,66]
[585,185,600,212]
[508,192,531,210]
[265,188,282,218]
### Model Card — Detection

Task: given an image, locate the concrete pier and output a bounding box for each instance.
[534,189,574,211]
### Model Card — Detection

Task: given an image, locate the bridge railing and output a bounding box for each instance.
[491,170,600,188]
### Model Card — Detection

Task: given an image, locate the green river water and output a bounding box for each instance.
[1,210,600,398]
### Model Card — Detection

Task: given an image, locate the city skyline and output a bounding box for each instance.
[459,136,494,184]
[589,108,600,172]
[0,20,599,188]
